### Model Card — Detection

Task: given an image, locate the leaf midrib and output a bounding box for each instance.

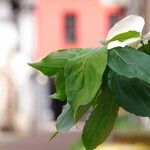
[114,50,130,65]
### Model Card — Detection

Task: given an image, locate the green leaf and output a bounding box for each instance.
[49,69,66,101]
[28,48,90,77]
[138,40,150,55]
[109,31,140,42]
[82,87,119,150]
[48,93,59,100]
[65,47,108,115]
[56,104,74,132]
[100,31,140,46]
[108,46,150,84]
[108,70,150,116]
[69,140,85,150]
[56,104,90,133]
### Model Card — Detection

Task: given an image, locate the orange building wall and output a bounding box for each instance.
[35,0,120,59]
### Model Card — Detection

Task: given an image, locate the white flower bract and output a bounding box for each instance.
[106,15,148,49]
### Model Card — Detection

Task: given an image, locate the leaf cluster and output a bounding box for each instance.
[29,40,150,150]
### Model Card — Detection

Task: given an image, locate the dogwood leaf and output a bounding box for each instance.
[29,48,90,76]
[138,40,150,55]
[109,31,140,43]
[65,47,108,115]
[49,69,66,101]
[108,46,150,84]
[82,86,119,150]
[56,104,90,132]
[108,70,150,116]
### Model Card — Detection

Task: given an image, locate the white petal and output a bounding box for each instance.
[106,15,145,40]
[107,41,125,49]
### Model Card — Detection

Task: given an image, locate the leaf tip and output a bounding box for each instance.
[28,62,38,68]
[49,131,58,142]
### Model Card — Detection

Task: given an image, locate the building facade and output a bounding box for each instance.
[35,0,123,59]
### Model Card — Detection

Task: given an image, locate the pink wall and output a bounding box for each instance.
[35,0,120,60]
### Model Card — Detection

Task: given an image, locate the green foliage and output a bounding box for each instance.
[69,140,85,150]
[49,69,66,101]
[108,46,150,84]
[56,103,90,133]
[65,47,107,115]
[100,31,140,45]
[30,44,150,149]
[56,104,74,132]
[108,70,150,116]
[30,43,150,149]
[82,86,119,150]
[28,48,90,76]
[29,18,150,149]
[138,40,150,55]
[109,31,140,42]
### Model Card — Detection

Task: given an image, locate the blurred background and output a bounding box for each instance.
[0,0,150,149]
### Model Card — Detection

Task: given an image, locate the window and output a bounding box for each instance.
[109,14,119,28]
[64,14,77,43]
